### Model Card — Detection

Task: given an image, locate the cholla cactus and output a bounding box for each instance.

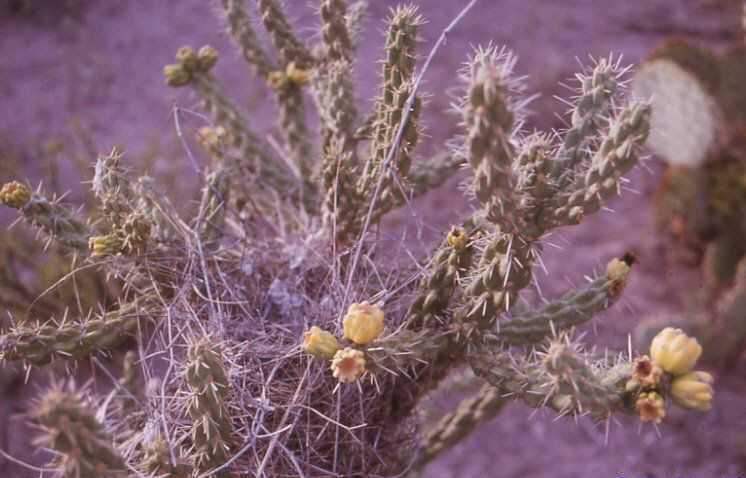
[0,180,91,251]
[183,337,234,474]
[0,299,143,365]
[636,36,746,284]
[0,2,717,477]
[31,382,127,477]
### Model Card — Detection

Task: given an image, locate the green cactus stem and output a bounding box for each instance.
[31,382,127,478]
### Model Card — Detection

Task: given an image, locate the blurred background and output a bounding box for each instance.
[1,0,745,476]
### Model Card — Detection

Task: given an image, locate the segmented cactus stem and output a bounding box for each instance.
[1,181,91,252]
[184,337,234,475]
[31,382,127,477]
[0,299,143,365]
[345,0,368,50]
[461,46,522,233]
[551,56,625,185]
[488,256,632,346]
[220,0,275,80]
[547,102,651,229]
[542,339,624,419]
[410,383,506,474]
[360,5,423,201]
[257,0,315,67]
[408,221,478,330]
[460,232,535,329]
[320,0,354,61]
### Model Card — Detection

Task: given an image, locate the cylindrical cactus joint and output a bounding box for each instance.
[31,382,127,477]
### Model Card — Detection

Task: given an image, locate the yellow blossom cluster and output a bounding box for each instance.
[300,301,385,384]
[632,327,713,424]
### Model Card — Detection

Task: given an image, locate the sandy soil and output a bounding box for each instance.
[1,0,745,476]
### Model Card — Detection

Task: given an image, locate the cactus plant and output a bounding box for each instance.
[632,16,746,368]
[31,382,127,477]
[0,2,716,476]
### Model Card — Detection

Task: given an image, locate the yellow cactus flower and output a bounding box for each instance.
[331,347,366,383]
[343,301,384,345]
[650,327,702,375]
[0,181,31,209]
[636,392,666,424]
[670,371,714,411]
[446,226,469,251]
[301,326,340,359]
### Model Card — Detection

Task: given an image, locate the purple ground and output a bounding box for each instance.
[1,1,745,476]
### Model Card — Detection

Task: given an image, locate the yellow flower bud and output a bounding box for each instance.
[446,226,469,251]
[606,257,630,282]
[0,181,31,209]
[301,326,340,359]
[268,70,286,89]
[122,212,151,255]
[285,62,310,86]
[650,327,702,375]
[331,347,366,383]
[196,126,228,156]
[197,45,219,72]
[670,371,714,411]
[175,46,199,72]
[89,234,125,257]
[636,392,666,424]
[606,253,634,297]
[268,62,310,90]
[163,64,191,87]
[343,301,384,345]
